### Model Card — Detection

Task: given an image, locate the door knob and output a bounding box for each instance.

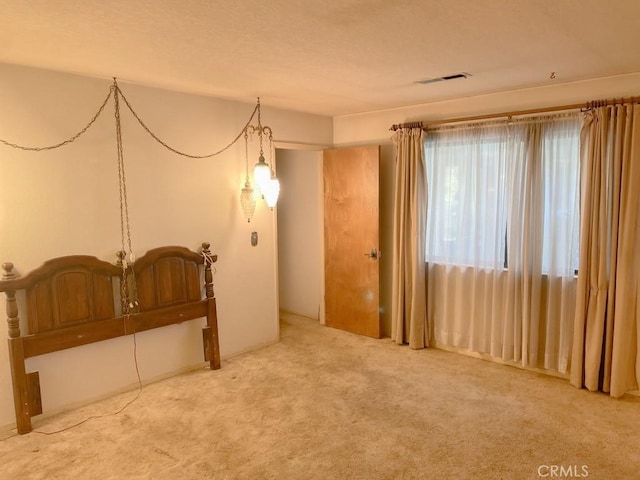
[364,248,379,259]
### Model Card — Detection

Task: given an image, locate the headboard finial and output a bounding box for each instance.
[2,262,16,280]
[201,242,215,299]
[116,251,126,267]
[3,263,21,338]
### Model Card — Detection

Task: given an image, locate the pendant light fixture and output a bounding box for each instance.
[263,177,280,209]
[240,130,257,222]
[243,98,279,213]
[254,155,271,194]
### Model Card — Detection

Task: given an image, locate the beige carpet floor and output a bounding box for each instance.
[1,313,639,480]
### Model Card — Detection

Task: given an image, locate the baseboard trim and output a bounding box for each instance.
[432,342,570,380]
[279,309,319,322]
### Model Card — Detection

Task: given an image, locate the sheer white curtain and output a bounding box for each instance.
[425,114,581,373]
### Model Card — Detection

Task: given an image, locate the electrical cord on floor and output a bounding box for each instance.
[27,329,144,437]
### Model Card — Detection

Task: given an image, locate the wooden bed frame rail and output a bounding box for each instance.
[1,242,220,434]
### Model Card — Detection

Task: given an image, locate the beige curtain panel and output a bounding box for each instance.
[571,104,640,397]
[391,127,428,348]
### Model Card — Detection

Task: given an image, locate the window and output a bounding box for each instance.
[539,122,581,275]
[424,114,581,276]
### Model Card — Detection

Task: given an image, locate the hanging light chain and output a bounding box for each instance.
[244,129,250,180]
[0,89,113,151]
[1,80,262,160]
[112,79,139,315]
[257,98,264,157]
[112,80,132,259]
[115,86,259,159]
[267,127,275,172]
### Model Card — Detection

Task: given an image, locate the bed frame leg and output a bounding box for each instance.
[201,243,220,370]
[8,337,33,434]
[203,298,221,370]
[3,273,31,434]
[3,263,44,434]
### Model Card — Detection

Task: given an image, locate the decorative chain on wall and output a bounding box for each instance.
[117,84,259,159]
[0,77,259,157]
[0,88,114,151]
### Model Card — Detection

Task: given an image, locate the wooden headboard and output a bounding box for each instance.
[0,243,219,434]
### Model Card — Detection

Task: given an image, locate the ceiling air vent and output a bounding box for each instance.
[416,72,472,85]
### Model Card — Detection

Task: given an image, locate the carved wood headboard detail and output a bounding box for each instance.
[1,243,220,434]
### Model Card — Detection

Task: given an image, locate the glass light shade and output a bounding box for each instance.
[263,177,280,209]
[240,180,256,222]
[253,154,271,192]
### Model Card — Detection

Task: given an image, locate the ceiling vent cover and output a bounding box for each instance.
[416,72,472,85]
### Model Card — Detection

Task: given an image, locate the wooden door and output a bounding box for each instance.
[323,146,380,338]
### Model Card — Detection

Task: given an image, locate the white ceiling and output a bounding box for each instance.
[1,0,639,117]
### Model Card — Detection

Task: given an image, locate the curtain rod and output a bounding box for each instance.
[389,96,640,131]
